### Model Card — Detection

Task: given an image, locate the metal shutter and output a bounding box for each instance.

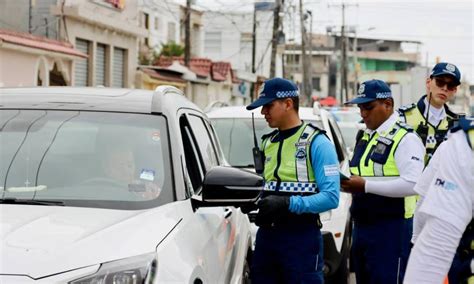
[95,43,106,86]
[112,47,125,88]
[75,39,89,86]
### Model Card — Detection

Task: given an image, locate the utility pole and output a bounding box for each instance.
[28,0,34,33]
[184,0,191,67]
[299,0,311,106]
[341,5,348,103]
[270,0,282,78]
[328,3,357,103]
[250,3,258,101]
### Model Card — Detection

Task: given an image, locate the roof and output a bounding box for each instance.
[0,87,197,114]
[0,29,87,58]
[140,67,186,83]
[155,56,211,78]
[155,57,237,82]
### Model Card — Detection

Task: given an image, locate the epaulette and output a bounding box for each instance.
[261,129,278,140]
[460,116,474,131]
[396,121,414,132]
[397,103,416,114]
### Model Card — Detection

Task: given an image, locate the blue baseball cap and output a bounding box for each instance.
[246,78,299,110]
[430,62,461,85]
[345,79,392,105]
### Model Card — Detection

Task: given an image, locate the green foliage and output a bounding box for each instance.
[159,42,184,57]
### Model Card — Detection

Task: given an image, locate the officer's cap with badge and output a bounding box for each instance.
[430,62,461,86]
[344,79,392,105]
[246,77,299,110]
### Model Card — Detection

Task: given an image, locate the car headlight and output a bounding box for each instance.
[70,252,158,284]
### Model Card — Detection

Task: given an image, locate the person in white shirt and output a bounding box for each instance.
[341,79,425,284]
[404,116,474,284]
[398,62,461,165]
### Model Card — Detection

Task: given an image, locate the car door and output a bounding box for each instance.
[178,110,237,283]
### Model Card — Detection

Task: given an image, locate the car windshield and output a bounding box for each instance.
[0,110,172,210]
[211,117,322,168]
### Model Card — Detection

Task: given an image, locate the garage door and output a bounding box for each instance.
[75,39,89,86]
[95,43,106,86]
[112,47,125,88]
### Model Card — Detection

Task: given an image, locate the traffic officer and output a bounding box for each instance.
[246,77,340,283]
[341,79,425,284]
[398,62,461,164]
[404,116,474,284]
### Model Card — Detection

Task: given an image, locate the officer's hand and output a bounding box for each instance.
[257,195,290,219]
[341,175,365,194]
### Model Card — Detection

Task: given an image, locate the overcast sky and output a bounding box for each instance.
[179,0,473,83]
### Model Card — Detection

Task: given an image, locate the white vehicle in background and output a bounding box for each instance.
[207,104,353,284]
[328,106,366,152]
[0,87,257,284]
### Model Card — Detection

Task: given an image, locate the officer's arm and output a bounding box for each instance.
[289,134,340,214]
[365,132,425,197]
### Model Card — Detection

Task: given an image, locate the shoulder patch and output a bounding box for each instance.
[396,121,414,132]
[398,103,416,114]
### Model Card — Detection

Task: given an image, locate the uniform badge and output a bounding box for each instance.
[446,63,456,72]
[295,148,306,160]
[259,82,266,97]
[357,84,365,97]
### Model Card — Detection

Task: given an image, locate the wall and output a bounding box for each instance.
[0,47,73,87]
[52,0,144,87]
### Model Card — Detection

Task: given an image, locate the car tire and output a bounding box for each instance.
[326,224,351,284]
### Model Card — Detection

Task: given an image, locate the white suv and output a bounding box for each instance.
[207,104,352,283]
[0,86,256,283]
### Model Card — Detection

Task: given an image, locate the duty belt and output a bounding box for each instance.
[264,181,318,193]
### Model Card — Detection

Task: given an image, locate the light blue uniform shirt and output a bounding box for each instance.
[289,134,340,214]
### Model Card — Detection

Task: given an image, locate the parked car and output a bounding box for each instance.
[329,106,366,152]
[0,86,256,283]
[207,104,352,283]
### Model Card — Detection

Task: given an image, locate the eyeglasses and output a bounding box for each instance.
[434,78,457,91]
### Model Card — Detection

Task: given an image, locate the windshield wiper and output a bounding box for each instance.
[0,198,65,206]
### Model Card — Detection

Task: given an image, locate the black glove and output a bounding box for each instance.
[255,195,290,226]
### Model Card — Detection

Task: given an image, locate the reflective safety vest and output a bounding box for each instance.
[398,95,458,165]
[262,123,322,194]
[349,121,417,222]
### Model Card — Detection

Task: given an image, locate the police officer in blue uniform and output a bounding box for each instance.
[398,62,461,164]
[341,79,425,284]
[246,77,340,283]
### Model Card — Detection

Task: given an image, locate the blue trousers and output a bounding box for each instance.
[251,223,324,284]
[352,217,413,284]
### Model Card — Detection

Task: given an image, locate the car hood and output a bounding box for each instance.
[0,203,183,279]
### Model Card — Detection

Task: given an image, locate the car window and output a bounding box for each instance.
[327,118,347,163]
[187,114,219,170]
[180,115,205,194]
[0,110,173,210]
[211,118,270,168]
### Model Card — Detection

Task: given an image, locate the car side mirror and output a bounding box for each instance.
[191,166,263,211]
